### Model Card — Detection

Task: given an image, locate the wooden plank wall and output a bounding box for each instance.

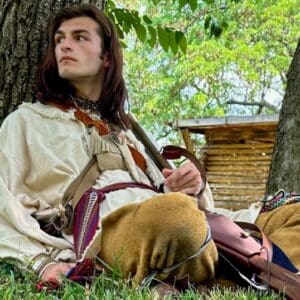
[199,125,276,210]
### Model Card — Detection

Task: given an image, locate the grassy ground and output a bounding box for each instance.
[0,262,284,300]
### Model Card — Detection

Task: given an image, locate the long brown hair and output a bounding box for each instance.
[37,4,129,129]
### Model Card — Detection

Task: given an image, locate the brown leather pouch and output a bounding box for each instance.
[205,211,300,300]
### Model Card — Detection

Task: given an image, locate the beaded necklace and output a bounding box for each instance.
[70,95,100,113]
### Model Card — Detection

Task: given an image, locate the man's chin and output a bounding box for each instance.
[58,71,80,81]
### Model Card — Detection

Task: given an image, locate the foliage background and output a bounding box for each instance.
[110,0,300,143]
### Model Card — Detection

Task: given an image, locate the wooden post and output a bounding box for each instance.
[181,128,194,153]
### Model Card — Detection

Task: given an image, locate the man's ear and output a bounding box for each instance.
[100,53,110,67]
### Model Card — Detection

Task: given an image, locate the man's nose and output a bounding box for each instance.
[60,38,73,52]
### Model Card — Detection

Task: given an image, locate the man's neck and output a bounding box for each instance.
[72,81,102,101]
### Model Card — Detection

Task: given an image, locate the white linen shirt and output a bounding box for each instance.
[0,102,164,264]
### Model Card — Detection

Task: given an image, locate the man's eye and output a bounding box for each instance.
[76,35,87,41]
[55,36,64,44]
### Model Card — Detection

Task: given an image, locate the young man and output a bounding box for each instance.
[0,4,217,285]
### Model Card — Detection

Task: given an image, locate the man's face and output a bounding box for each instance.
[54,17,106,85]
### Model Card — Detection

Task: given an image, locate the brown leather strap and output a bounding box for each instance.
[128,145,147,174]
[62,157,99,208]
[74,109,109,135]
[63,157,100,233]
[49,100,110,136]
[250,256,300,300]
[235,221,273,261]
[161,145,207,197]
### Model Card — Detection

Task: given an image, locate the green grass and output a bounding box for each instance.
[0,261,284,299]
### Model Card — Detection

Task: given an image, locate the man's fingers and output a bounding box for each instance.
[167,177,201,194]
[165,164,199,185]
[180,184,201,195]
[164,165,190,185]
[164,162,202,195]
[166,172,198,190]
[41,262,76,283]
[162,168,175,178]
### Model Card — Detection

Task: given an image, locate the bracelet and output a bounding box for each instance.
[31,253,56,277]
[38,261,57,279]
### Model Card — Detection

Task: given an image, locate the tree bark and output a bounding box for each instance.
[266,39,300,195]
[0,0,105,123]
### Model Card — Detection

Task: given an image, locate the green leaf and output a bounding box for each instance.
[213,25,223,37]
[143,15,152,24]
[147,26,157,48]
[178,35,187,53]
[175,31,184,43]
[189,0,197,11]
[175,31,187,53]
[113,9,133,28]
[204,15,211,30]
[150,0,161,4]
[104,0,116,11]
[179,0,189,10]
[209,19,223,38]
[209,19,216,37]
[158,27,169,52]
[122,22,131,34]
[113,9,125,26]
[116,25,124,39]
[131,9,141,23]
[134,23,147,42]
[168,30,178,55]
[106,11,115,24]
[120,40,127,49]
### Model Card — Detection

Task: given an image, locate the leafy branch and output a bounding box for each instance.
[105,0,241,54]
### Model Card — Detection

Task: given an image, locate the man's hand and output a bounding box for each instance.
[40,262,76,283]
[162,161,203,195]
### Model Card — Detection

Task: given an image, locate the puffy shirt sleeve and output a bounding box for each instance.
[0,106,79,267]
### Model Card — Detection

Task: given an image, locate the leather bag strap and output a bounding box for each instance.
[250,256,300,300]
[62,157,99,233]
[62,156,99,209]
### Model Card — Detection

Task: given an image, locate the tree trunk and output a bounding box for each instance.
[266,39,300,195]
[0,0,105,123]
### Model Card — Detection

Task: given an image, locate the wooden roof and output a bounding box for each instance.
[172,115,279,210]
[172,114,278,133]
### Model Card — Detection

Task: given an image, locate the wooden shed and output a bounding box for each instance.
[172,115,279,210]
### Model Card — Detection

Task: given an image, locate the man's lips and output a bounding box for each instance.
[59,56,77,63]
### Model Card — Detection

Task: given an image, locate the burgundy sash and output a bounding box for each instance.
[72,182,159,259]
